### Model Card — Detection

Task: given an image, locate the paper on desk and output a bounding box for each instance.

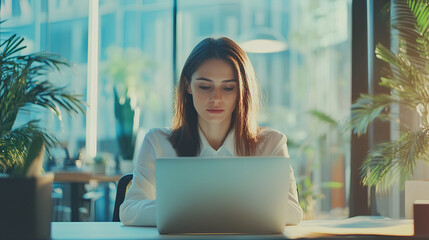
[285,216,413,238]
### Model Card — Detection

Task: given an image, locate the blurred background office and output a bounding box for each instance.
[0,0,351,221]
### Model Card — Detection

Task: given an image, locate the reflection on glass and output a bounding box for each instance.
[2,0,351,219]
[178,0,351,219]
[1,0,88,161]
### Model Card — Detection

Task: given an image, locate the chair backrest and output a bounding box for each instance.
[112,173,133,222]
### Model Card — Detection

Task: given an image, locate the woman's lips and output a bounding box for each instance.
[207,109,224,114]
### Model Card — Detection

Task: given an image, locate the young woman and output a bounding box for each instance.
[120,37,303,226]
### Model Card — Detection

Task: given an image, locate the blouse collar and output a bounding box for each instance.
[198,127,235,156]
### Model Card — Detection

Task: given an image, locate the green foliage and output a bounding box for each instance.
[102,46,152,160]
[291,110,347,215]
[308,110,339,127]
[350,94,396,136]
[0,29,85,175]
[93,155,105,164]
[349,0,429,190]
[297,176,343,212]
[297,176,323,212]
[11,133,44,177]
[114,88,135,160]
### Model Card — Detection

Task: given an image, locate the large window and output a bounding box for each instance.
[97,0,173,165]
[178,0,351,218]
[1,0,88,162]
[1,0,351,219]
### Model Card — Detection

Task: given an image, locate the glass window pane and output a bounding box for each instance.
[178,0,352,219]
[1,0,88,168]
[2,0,352,220]
[98,0,173,172]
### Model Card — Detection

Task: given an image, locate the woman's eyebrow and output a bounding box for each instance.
[195,77,237,83]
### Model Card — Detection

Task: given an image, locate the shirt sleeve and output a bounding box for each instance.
[119,131,157,226]
[273,134,303,225]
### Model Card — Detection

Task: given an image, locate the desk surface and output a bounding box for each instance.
[51,217,415,240]
[53,171,122,183]
[51,171,122,222]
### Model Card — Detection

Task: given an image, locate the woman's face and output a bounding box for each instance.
[188,58,238,127]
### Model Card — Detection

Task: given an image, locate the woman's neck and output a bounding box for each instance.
[198,120,231,151]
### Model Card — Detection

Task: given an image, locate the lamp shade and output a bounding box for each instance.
[240,28,287,53]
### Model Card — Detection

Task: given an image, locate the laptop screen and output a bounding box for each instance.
[156,156,290,234]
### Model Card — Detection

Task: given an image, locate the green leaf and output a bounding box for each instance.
[0,21,86,174]
[349,94,396,136]
[360,128,429,189]
[408,0,429,36]
[11,133,44,177]
[321,181,343,189]
[308,110,338,127]
[351,0,429,192]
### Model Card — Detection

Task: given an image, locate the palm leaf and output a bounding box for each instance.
[361,128,429,190]
[0,34,26,57]
[350,0,429,189]
[11,133,45,177]
[408,0,429,36]
[391,0,429,73]
[1,35,85,128]
[376,43,429,109]
[0,121,39,172]
[308,110,339,127]
[349,94,396,136]
[0,120,58,174]
[0,22,85,174]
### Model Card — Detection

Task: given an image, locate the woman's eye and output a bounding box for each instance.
[223,87,235,91]
[199,86,211,90]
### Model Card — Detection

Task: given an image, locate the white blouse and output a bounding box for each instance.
[120,127,303,226]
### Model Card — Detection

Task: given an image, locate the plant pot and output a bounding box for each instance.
[93,162,106,175]
[405,180,429,219]
[0,173,54,239]
[302,197,316,220]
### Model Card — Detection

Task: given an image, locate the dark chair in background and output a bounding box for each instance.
[112,173,133,222]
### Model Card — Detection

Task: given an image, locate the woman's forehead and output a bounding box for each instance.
[192,58,235,80]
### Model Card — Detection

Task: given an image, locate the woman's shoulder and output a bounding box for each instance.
[255,127,288,156]
[258,127,287,143]
[141,127,176,157]
[145,127,172,140]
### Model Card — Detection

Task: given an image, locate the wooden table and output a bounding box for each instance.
[53,171,122,222]
[51,217,418,239]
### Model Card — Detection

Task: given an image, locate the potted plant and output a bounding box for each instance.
[103,46,150,173]
[92,153,114,175]
[0,26,84,239]
[293,110,345,219]
[0,134,53,239]
[349,0,429,217]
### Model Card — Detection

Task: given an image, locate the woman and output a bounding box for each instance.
[120,37,303,226]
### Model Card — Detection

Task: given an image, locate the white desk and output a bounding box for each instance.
[51,217,415,239]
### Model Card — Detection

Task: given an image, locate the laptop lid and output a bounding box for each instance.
[155,156,290,234]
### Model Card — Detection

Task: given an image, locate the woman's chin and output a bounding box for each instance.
[199,115,231,126]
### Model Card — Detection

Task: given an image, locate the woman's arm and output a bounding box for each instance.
[273,134,304,225]
[119,131,157,226]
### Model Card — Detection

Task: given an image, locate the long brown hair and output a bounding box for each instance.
[169,37,260,156]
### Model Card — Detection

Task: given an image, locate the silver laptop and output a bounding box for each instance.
[155,156,290,234]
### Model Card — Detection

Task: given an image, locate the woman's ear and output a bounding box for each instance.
[186,78,192,95]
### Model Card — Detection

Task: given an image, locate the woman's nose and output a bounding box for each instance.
[210,88,222,102]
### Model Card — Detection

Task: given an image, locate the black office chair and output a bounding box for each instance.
[112,173,133,222]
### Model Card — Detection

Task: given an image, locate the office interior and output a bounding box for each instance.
[1,0,427,223]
